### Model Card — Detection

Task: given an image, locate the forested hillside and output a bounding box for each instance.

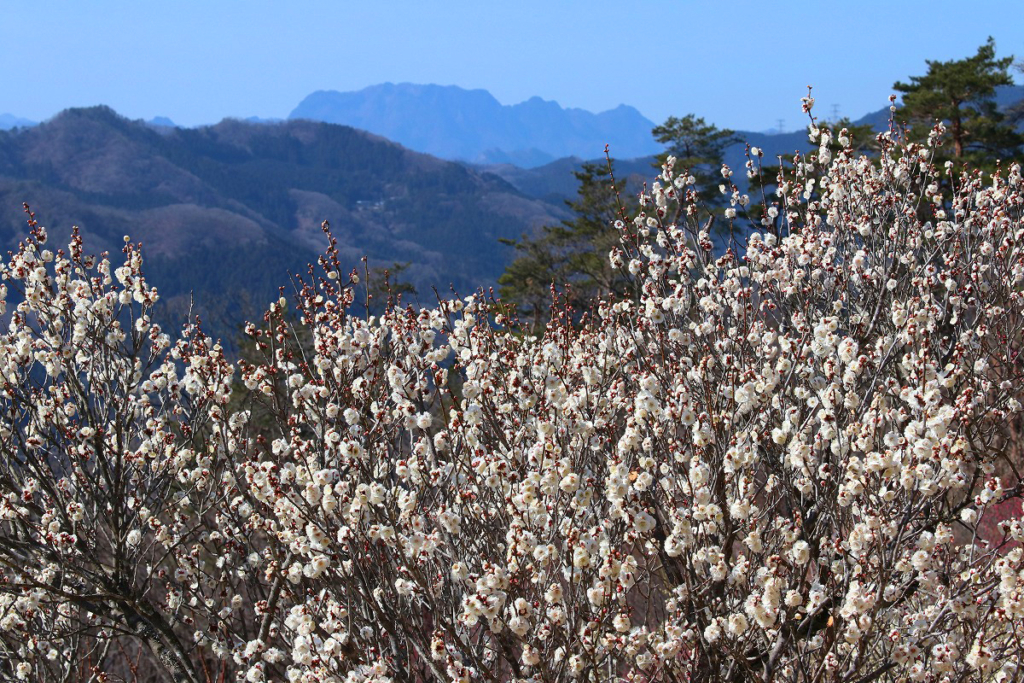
[0,106,565,341]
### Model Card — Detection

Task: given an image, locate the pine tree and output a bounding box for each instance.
[652,114,739,207]
[894,38,1020,165]
[498,160,632,329]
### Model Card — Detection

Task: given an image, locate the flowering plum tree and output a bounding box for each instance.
[2,102,1024,683]
[0,213,250,683]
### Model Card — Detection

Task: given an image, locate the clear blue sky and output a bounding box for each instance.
[3,0,1021,131]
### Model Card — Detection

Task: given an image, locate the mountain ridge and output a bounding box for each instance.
[0,106,566,343]
[289,82,663,167]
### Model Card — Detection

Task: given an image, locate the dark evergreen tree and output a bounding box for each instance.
[652,114,739,207]
[498,160,632,329]
[894,38,1021,166]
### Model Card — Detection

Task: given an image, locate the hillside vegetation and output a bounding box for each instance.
[0,107,565,340]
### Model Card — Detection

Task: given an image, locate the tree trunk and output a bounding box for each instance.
[120,603,203,683]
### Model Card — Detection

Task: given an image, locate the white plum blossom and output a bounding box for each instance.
[2,103,1024,683]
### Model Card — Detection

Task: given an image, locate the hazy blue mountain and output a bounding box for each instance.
[0,114,36,130]
[244,115,285,125]
[289,83,662,167]
[147,116,178,128]
[479,156,657,203]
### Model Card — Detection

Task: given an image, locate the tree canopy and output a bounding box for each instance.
[894,37,1021,165]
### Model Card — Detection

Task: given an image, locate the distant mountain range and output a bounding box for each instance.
[0,106,564,343]
[289,83,663,167]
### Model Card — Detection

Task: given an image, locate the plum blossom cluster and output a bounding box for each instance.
[0,110,1023,683]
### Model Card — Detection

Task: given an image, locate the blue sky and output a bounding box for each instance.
[3,0,1021,131]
